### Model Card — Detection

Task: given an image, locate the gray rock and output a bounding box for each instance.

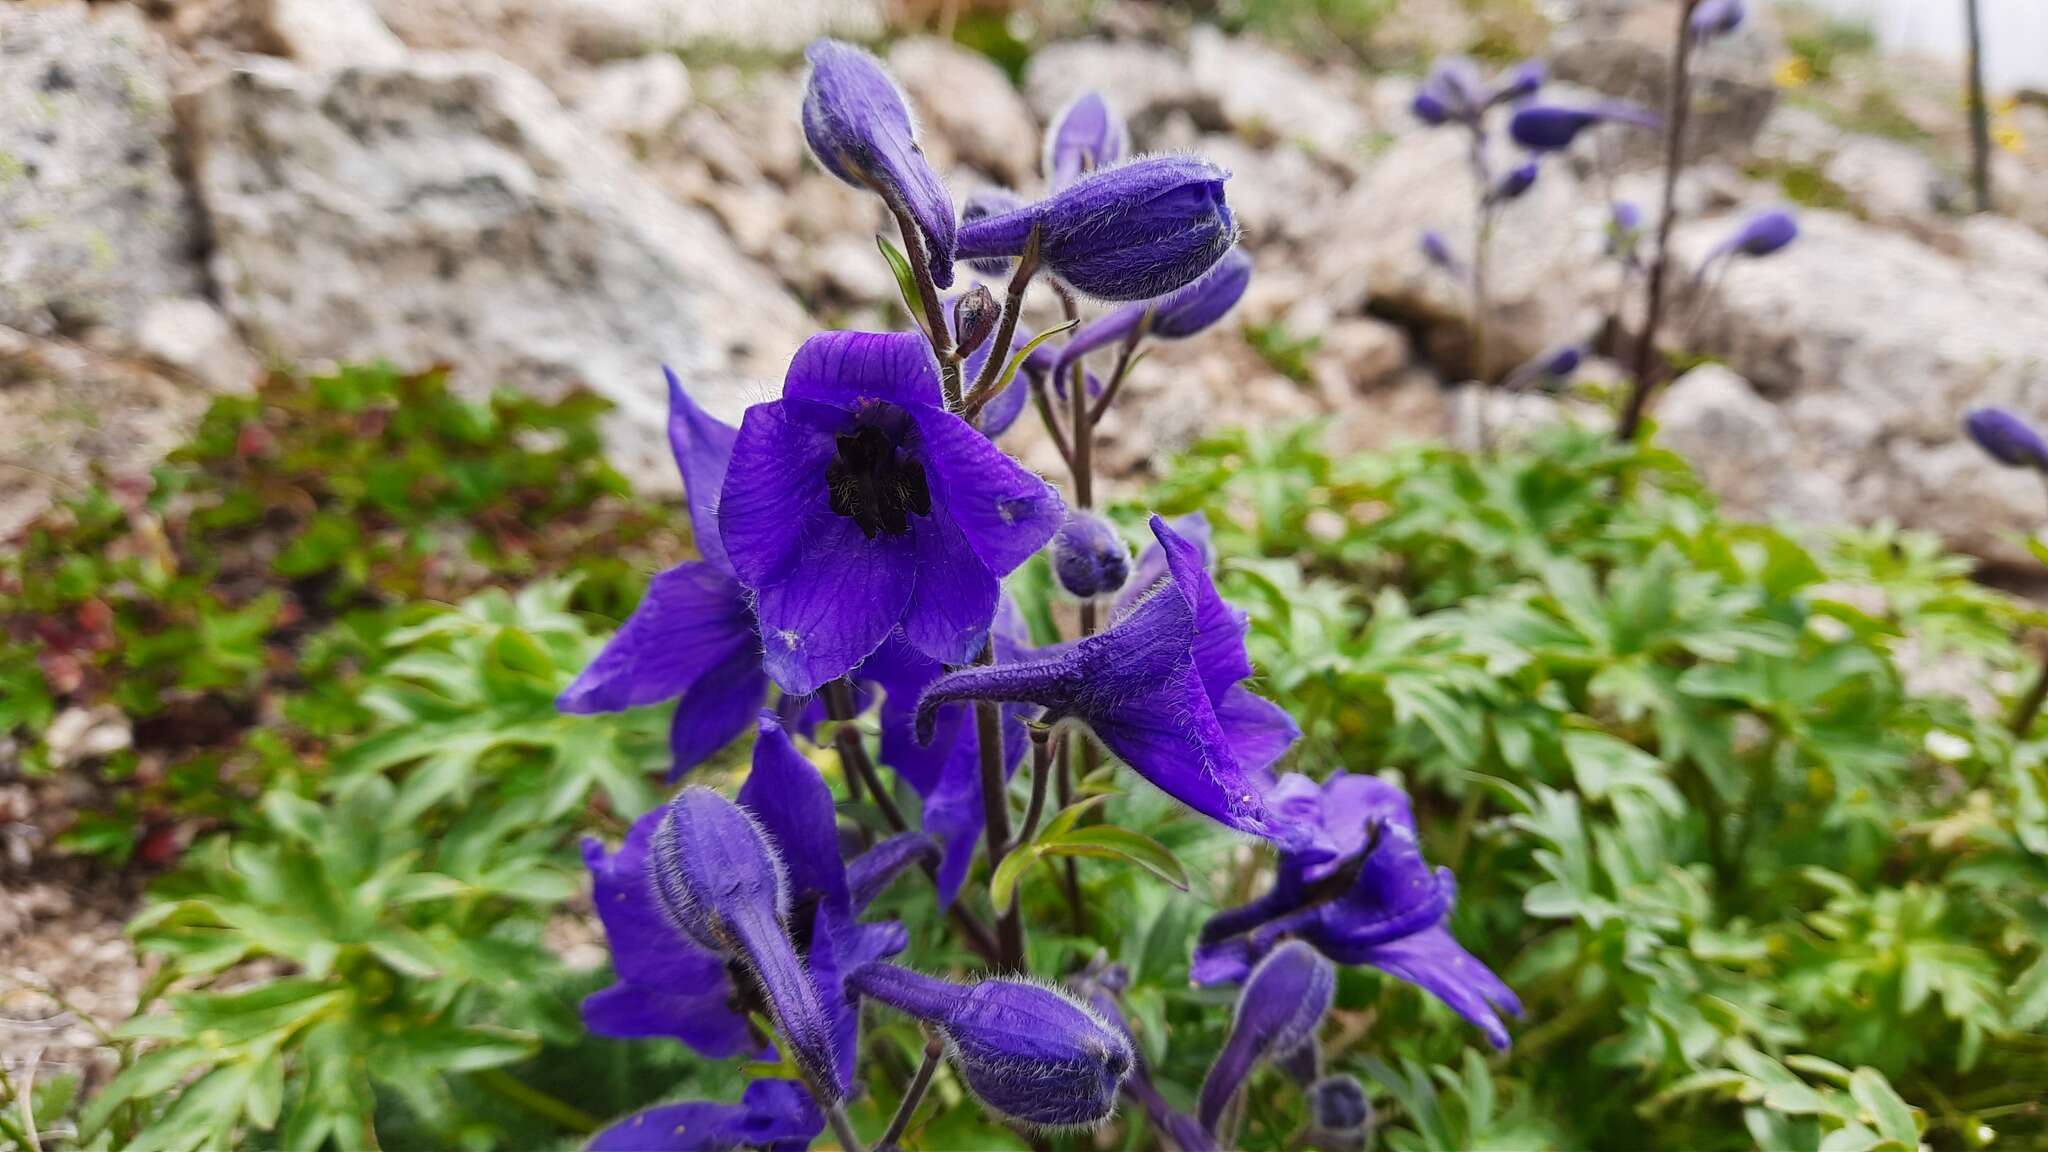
[135,297,261,393]
[258,0,406,69]
[1022,39,1215,141]
[0,2,204,341]
[1823,135,1951,230]
[571,53,692,145]
[1548,0,1782,159]
[1653,363,1811,519]
[888,37,1037,187]
[557,0,882,61]
[1186,26,1368,160]
[181,53,810,483]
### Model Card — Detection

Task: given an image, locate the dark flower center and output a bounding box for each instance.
[827,424,931,539]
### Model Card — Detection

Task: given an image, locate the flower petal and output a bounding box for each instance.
[580,982,755,1055]
[1155,513,1253,701]
[846,833,938,912]
[1090,661,1281,840]
[1113,511,1212,622]
[1216,685,1300,777]
[738,714,850,911]
[720,397,842,588]
[903,499,1000,664]
[667,649,771,779]
[913,403,1064,575]
[784,329,944,411]
[1336,925,1521,1050]
[557,563,754,714]
[755,514,917,695]
[665,367,739,574]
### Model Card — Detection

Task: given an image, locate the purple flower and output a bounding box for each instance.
[1197,941,1335,1132]
[1054,247,1253,371]
[1965,407,2048,472]
[1045,90,1129,190]
[1420,229,1464,276]
[585,716,922,1097]
[955,156,1238,302]
[1508,101,1660,152]
[961,187,1029,278]
[1491,158,1539,202]
[802,40,956,287]
[855,607,1032,907]
[1412,57,1488,126]
[720,330,1064,693]
[1690,0,1745,40]
[1192,772,1521,1050]
[558,371,777,777]
[914,515,1300,840]
[849,962,1133,1130]
[588,1079,821,1152]
[1709,208,1799,261]
[1052,512,1132,599]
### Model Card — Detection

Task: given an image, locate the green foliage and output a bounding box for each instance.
[1243,322,1322,384]
[0,364,677,861]
[1138,420,2048,1149]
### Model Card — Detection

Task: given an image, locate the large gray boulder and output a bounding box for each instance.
[0,3,204,342]
[1548,0,1782,159]
[180,52,811,482]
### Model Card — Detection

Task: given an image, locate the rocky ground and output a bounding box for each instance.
[6,0,2048,1079]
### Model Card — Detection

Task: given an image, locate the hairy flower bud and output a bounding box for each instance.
[1055,247,1253,371]
[1716,208,1799,259]
[1197,941,1336,1131]
[1509,101,1659,152]
[956,156,1237,301]
[1052,512,1132,599]
[1491,159,1539,202]
[1690,0,1745,40]
[1965,407,2048,472]
[802,40,957,287]
[952,285,999,358]
[850,963,1133,1130]
[649,787,843,1101]
[1305,1075,1372,1152]
[1046,90,1129,190]
[1420,229,1463,275]
[1490,59,1546,105]
[1412,57,1487,125]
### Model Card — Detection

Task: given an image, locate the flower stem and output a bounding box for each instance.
[1964,0,1993,213]
[2009,646,2048,737]
[1055,738,1088,936]
[878,189,961,407]
[469,1068,599,1136]
[961,229,1041,420]
[825,1102,867,1152]
[1087,318,1148,428]
[1011,728,1058,849]
[1615,0,1703,443]
[876,1032,945,1152]
[977,686,1027,970]
[825,681,1003,967]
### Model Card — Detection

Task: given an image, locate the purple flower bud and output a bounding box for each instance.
[1412,57,1487,125]
[961,187,1028,278]
[1046,90,1130,190]
[952,285,998,358]
[956,155,1237,302]
[1532,342,1583,381]
[1690,0,1745,40]
[1965,407,2048,472]
[1490,58,1546,105]
[1052,512,1131,599]
[802,40,957,288]
[1508,101,1660,152]
[850,963,1133,1130]
[1056,247,1253,371]
[1491,159,1539,202]
[1607,201,1644,262]
[649,787,843,1101]
[1420,229,1463,276]
[1197,941,1335,1132]
[1716,208,1800,259]
[1611,201,1643,234]
[1306,1075,1372,1152]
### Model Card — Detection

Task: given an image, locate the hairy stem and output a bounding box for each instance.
[878,189,961,407]
[961,230,1042,420]
[1011,728,1058,849]
[1615,0,1703,443]
[1087,319,1148,428]
[825,1103,867,1152]
[1055,739,1088,936]
[977,688,1026,969]
[876,1032,945,1152]
[826,681,1003,967]
[1031,373,1076,470]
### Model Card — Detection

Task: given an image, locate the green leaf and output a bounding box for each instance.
[1848,1067,1918,1144]
[985,319,1079,398]
[1038,826,1189,891]
[875,234,924,327]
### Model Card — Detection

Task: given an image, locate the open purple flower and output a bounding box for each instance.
[1965,407,2048,472]
[802,40,956,287]
[720,330,1063,694]
[1509,101,1659,152]
[914,515,1299,841]
[1193,772,1521,1049]
[1046,90,1129,190]
[849,962,1133,1130]
[1689,0,1745,40]
[1054,246,1253,371]
[558,371,778,777]
[1197,941,1336,1133]
[956,156,1238,302]
[588,1079,821,1152]
[584,715,924,1099]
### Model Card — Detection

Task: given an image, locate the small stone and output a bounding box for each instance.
[135,298,260,393]
[259,0,406,70]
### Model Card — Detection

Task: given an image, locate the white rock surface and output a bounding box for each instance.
[571,53,692,145]
[0,3,204,341]
[180,53,810,482]
[259,0,406,69]
[888,37,1038,186]
[135,298,261,393]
